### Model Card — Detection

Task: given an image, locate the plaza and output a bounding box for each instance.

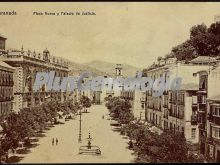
[19,105,134,163]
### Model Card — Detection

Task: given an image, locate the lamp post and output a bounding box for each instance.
[78,107,82,143]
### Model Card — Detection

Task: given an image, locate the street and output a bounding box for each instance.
[19,105,135,163]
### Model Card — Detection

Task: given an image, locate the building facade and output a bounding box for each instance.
[0,35,14,119]
[0,60,14,119]
[204,66,220,162]
[196,71,208,155]
[144,57,210,143]
[0,46,69,112]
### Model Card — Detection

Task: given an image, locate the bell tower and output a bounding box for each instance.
[115,64,122,77]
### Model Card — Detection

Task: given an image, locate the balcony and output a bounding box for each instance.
[106,90,114,95]
[207,113,214,121]
[212,116,220,125]
[198,88,207,94]
[191,115,197,125]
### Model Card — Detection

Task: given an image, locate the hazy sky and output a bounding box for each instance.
[0,2,220,68]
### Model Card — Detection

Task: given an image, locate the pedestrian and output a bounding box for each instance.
[56,138,58,145]
[102,115,104,119]
[52,138,54,146]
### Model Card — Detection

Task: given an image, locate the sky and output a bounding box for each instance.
[0,2,220,69]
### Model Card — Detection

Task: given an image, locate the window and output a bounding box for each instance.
[191,128,196,139]
[212,126,220,139]
[198,95,206,104]
[141,103,144,109]
[192,96,197,104]
[212,105,220,117]
[208,145,214,158]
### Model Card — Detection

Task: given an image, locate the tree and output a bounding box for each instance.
[191,32,218,56]
[172,40,197,62]
[121,121,204,163]
[105,97,134,124]
[190,23,207,38]
[80,96,92,113]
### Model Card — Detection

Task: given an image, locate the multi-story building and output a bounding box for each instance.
[0,35,14,119]
[0,61,14,119]
[0,42,70,112]
[205,65,220,162]
[120,70,146,120]
[144,56,211,143]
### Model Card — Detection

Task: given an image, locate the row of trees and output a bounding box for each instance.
[105,97,134,124]
[0,95,92,161]
[121,122,204,163]
[105,97,204,163]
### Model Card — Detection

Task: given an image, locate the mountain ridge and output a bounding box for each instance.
[68,60,142,77]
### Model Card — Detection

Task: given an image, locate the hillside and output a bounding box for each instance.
[83,60,141,77]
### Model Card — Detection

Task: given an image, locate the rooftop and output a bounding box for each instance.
[0,60,15,70]
[190,56,217,64]
[0,34,7,39]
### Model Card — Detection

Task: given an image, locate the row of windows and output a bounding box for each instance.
[164,121,185,135]
[169,105,184,119]
[149,113,162,126]
[0,86,13,101]
[0,102,12,115]
[170,92,185,104]
[0,70,13,86]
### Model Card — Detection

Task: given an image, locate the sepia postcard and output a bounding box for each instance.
[0,1,220,163]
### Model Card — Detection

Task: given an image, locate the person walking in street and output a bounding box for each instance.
[52,138,54,146]
[56,138,58,145]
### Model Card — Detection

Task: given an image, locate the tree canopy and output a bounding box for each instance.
[170,22,220,61]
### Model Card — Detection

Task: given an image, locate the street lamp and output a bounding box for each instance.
[78,107,82,143]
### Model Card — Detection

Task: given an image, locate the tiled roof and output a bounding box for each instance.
[190,56,217,63]
[0,60,14,70]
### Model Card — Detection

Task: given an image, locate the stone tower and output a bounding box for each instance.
[115,64,122,77]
